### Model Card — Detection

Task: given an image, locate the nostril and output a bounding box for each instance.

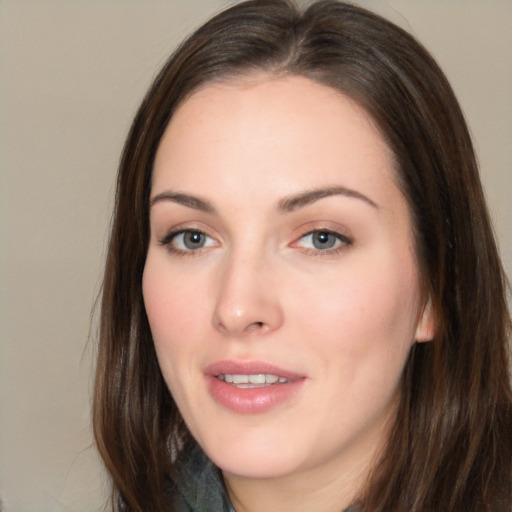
[246,321,264,332]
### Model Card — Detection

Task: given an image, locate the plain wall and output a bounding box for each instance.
[1,1,510,511]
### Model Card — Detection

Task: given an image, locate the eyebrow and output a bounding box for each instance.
[150,191,217,214]
[150,185,378,215]
[277,186,379,212]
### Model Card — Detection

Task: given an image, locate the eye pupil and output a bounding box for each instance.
[312,231,336,249]
[184,231,205,249]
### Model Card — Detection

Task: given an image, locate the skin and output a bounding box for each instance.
[143,75,434,512]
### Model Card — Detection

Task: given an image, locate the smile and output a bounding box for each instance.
[217,374,290,387]
[205,361,306,413]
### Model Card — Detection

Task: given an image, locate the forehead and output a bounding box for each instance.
[152,74,399,209]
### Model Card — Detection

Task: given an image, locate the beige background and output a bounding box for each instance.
[1,1,510,511]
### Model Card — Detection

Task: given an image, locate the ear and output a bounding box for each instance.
[415,297,436,343]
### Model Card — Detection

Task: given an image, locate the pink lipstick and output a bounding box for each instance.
[204,360,306,414]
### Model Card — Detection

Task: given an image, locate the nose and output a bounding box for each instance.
[212,252,284,338]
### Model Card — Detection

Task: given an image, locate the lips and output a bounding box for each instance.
[204,360,306,414]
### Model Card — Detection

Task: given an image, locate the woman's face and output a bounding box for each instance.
[143,75,433,484]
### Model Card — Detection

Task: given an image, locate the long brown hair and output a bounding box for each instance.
[93,1,512,510]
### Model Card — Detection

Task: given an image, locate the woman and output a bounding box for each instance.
[93,1,512,511]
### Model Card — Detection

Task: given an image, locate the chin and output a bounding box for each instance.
[200,434,305,479]
[215,455,301,480]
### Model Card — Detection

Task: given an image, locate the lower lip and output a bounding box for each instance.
[206,376,305,414]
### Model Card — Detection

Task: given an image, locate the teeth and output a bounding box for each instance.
[219,374,289,385]
[248,374,265,384]
[233,374,249,384]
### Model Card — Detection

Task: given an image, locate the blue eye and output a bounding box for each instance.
[161,229,216,253]
[296,230,351,252]
[310,231,338,249]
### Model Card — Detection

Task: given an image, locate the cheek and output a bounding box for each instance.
[292,251,421,368]
[142,254,207,390]
[142,254,206,343]
[142,254,211,422]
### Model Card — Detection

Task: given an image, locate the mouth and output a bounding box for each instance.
[205,360,303,383]
[204,360,305,414]
[217,373,291,388]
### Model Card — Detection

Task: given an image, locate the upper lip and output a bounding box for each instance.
[204,360,305,381]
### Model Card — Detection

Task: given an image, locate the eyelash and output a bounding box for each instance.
[293,228,353,256]
[158,228,216,257]
[158,228,353,257]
